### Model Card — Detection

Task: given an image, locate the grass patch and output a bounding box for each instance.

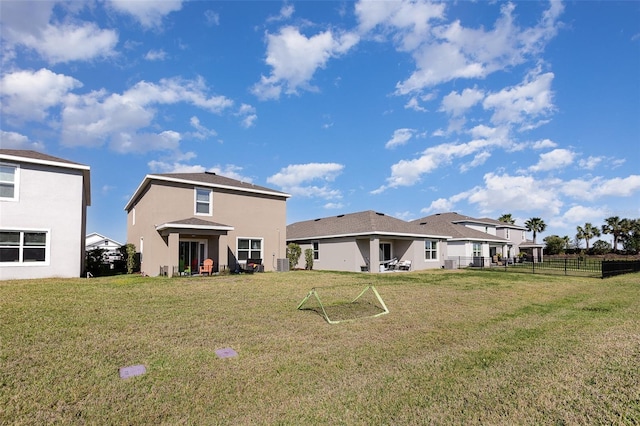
[1,270,639,424]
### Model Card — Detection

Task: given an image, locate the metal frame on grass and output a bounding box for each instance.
[297,285,389,324]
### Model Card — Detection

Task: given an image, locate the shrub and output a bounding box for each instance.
[287,243,301,269]
[304,248,314,270]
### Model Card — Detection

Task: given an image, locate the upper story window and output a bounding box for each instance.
[506,229,510,239]
[425,240,437,260]
[0,164,18,201]
[195,188,212,215]
[0,230,48,264]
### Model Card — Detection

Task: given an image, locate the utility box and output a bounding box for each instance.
[444,259,458,270]
[276,258,289,272]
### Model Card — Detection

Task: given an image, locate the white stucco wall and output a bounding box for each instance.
[0,163,86,280]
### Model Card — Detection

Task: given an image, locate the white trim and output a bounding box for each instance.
[155,223,234,232]
[236,237,263,262]
[288,231,451,241]
[0,228,51,266]
[0,154,90,171]
[194,187,212,216]
[0,162,19,202]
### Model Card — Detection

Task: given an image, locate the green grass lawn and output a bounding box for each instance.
[1,270,639,425]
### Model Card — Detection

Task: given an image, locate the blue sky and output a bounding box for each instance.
[1,0,639,246]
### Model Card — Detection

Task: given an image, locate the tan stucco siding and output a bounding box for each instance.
[126,180,287,275]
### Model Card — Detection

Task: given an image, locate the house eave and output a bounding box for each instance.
[287,231,451,241]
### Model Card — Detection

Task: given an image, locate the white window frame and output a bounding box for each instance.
[194,187,212,216]
[425,240,438,260]
[0,228,50,265]
[0,163,19,202]
[472,242,482,257]
[236,237,263,262]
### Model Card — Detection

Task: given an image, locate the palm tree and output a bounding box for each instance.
[498,213,515,224]
[524,217,546,244]
[576,222,601,251]
[602,216,629,253]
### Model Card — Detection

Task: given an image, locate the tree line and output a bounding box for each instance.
[498,214,640,256]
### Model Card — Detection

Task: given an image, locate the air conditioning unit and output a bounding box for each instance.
[276,258,290,272]
[444,259,458,270]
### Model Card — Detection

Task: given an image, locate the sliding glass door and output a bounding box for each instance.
[179,240,206,274]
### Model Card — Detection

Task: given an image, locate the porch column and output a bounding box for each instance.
[369,237,380,273]
[218,234,229,272]
[168,232,179,277]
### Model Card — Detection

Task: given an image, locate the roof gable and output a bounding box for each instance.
[412,212,507,242]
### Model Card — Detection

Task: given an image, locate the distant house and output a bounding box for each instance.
[86,232,122,253]
[125,172,290,276]
[85,232,122,262]
[412,212,542,265]
[0,149,91,280]
[286,210,450,272]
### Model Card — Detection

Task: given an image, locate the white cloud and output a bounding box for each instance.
[108,0,183,28]
[483,71,555,126]
[236,104,257,128]
[578,155,603,170]
[404,97,427,112]
[529,148,575,172]
[267,163,344,199]
[144,49,168,61]
[252,26,359,100]
[324,202,344,210]
[385,128,415,149]
[421,197,455,214]
[60,77,233,151]
[561,205,609,226]
[0,68,82,122]
[440,87,484,117]
[207,164,254,182]
[0,130,45,151]
[189,116,217,140]
[389,1,563,93]
[205,10,220,26]
[531,138,557,149]
[0,2,118,64]
[466,172,564,216]
[148,160,206,174]
[459,151,491,173]
[374,130,510,192]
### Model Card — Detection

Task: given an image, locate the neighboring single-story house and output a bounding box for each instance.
[0,149,91,280]
[286,210,451,272]
[125,172,290,276]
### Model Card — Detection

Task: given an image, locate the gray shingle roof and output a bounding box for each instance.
[411,212,507,242]
[287,210,449,240]
[153,172,289,196]
[0,149,88,167]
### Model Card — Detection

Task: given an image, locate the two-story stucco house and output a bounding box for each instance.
[0,150,91,280]
[125,172,290,276]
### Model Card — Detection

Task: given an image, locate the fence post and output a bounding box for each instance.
[564,258,567,276]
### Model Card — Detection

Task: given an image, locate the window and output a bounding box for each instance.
[237,238,262,261]
[472,243,482,257]
[0,230,48,263]
[195,188,212,215]
[0,164,18,200]
[312,241,319,260]
[425,240,437,260]
[506,229,510,239]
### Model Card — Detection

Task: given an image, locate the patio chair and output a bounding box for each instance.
[199,258,214,275]
[397,260,412,271]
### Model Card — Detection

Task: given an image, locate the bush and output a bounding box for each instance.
[287,243,301,269]
[304,248,314,270]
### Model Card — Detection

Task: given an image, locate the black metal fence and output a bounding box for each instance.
[446,256,640,279]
